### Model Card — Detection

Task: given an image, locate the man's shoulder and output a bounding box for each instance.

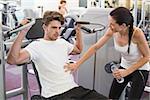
[28,39,42,46]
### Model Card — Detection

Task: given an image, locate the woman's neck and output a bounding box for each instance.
[119,28,128,37]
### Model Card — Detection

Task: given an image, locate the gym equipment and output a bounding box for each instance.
[76,8,119,97]
[3,18,35,39]
[25,18,43,40]
[60,15,105,43]
[78,21,105,33]
[0,1,20,27]
[0,14,35,99]
[61,25,105,44]
[105,61,124,83]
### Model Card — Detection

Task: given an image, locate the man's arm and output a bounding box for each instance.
[71,24,83,54]
[7,19,31,65]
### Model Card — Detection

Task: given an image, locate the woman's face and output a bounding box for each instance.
[108,16,123,32]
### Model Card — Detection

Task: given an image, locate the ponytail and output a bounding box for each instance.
[127,12,134,54]
[127,25,133,53]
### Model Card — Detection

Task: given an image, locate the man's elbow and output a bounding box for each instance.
[7,58,17,65]
[7,56,20,65]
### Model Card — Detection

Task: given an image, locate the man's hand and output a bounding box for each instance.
[19,19,31,33]
[20,19,30,25]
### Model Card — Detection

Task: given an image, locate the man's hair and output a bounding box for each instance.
[42,11,64,26]
[60,0,66,4]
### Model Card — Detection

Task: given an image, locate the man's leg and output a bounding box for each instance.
[82,89,108,100]
[45,86,108,100]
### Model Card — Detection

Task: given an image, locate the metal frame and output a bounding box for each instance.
[133,0,138,26]
[0,11,28,100]
[6,64,28,99]
[0,11,6,100]
[138,0,150,27]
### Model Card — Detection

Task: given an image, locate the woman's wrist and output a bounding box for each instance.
[75,61,80,68]
[126,68,132,75]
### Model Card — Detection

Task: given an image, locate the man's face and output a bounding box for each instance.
[43,20,61,40]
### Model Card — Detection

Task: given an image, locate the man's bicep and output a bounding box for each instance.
[18,49,31,64]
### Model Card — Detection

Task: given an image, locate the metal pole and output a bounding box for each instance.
[133,0,138,26]
[92,32,97,89]
[138,0,145,27]
[6,88,25,98]
[0,10,6,100]
[22,64,28,100]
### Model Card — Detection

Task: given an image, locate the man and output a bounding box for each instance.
[7,11,107,100]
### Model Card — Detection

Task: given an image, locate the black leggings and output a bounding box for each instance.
[109,67,149,100]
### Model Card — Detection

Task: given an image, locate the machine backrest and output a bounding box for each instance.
[26,18,44,40]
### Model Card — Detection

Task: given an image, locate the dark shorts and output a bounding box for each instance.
[31,86,108,100]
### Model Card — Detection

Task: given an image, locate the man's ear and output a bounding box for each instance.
[42,24,46,30]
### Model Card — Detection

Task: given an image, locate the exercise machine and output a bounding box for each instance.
[0,1,20,27]
[0,15,35,99]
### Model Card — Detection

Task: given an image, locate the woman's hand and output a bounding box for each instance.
[113,69,129,79]
[64,62,79,73]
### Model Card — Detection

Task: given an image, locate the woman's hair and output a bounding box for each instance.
[110,7,134,53]
[42,11,64,26]
[60,0,66,4]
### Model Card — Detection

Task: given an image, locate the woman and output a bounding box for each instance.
[65,7,150,99]
[58,0,68,16]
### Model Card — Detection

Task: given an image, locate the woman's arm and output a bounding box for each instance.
[127,28,150,74]
[114,28,150,79]
[65,28,113,72]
